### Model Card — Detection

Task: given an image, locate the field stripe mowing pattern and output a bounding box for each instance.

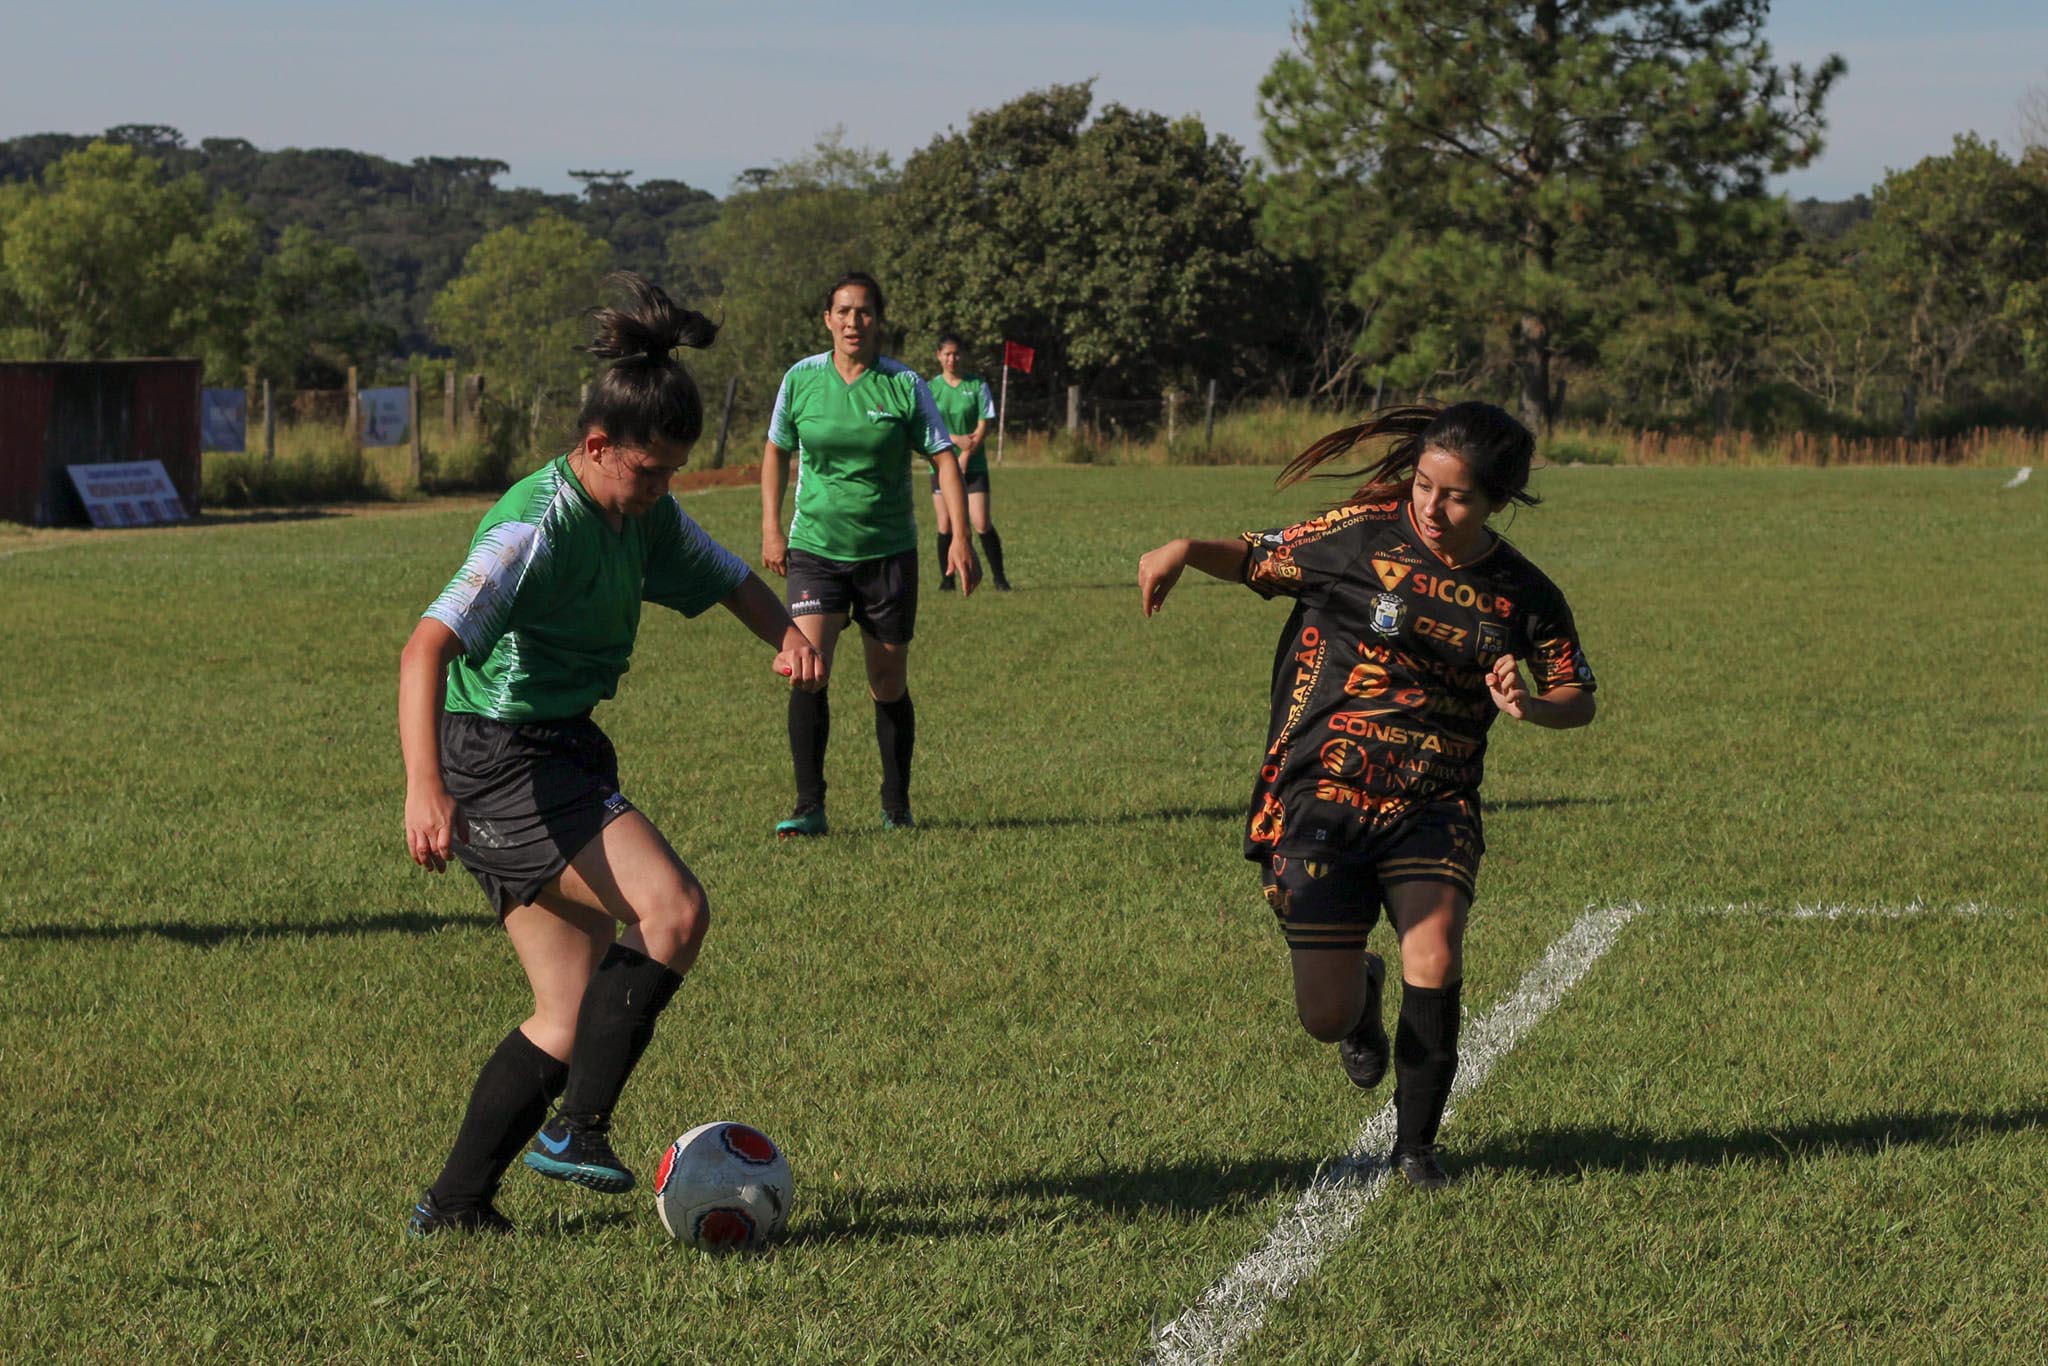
[1147,901,2003,1366]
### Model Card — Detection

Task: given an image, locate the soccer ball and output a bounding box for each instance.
[654,1121,793,1251]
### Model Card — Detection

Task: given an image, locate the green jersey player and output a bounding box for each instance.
[759,272,980,837]
[399,274,824,1234]
[926,333,1011,592]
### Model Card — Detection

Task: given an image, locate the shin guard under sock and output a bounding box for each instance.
[428,1027,570,1209]
[789,685,830,808]
[875,692,915,813]
[1393,979,1462,1150]
[558,944,685,1125]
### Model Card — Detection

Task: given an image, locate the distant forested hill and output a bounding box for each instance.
[0,124,720,355]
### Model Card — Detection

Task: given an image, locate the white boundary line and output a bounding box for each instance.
[1145,899,2014,1365]
[1149,901,1640,1366]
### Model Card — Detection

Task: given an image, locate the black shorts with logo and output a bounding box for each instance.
[785,547,918,645]
[440,710,637,917]
[1258,797,1484,952]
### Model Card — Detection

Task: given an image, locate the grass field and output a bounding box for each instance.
[2,464,2043,1361]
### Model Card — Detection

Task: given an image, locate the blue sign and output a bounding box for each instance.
[201,388,246,451]
[360,386,410,448]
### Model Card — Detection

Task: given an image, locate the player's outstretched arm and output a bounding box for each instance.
[720,571,826,691]
[1486,654,1596,728]
[398,617,467,872]
[1138,538,1250,617]
[760,442,792,577]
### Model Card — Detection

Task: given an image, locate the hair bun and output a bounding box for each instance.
[586,272,718,364]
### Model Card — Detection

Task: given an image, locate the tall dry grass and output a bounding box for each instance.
[994,401,2044,471]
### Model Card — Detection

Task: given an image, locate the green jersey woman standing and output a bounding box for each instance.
[926,333,1010,591]
[760,272,979,836]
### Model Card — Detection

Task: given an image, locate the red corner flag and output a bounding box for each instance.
[1002,340,1035,374]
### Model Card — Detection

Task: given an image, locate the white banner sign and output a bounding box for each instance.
[360,386,410,448]
[67,461,188,527]
[201,387,247,451]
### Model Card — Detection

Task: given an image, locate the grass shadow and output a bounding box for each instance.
[0,910,496,947]
[912,804,1245,835]
[777,1152,1328,1247]
[188,508,346,527]
[1460,1106,2048,1178]
[780,1107,2046,1246]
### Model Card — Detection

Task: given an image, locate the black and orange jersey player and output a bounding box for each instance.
[1137,402,1596,1191]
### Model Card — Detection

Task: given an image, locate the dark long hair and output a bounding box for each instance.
[1277,401,1540,509]
[576,272,719,447]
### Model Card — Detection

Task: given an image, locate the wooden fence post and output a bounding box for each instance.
[1066,385,1080,434]
[712,374,739,468]
[408,375,423,487]
[262,378,275,462]
[1204,379,1217,449]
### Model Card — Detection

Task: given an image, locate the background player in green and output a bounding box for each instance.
[760,272,979,836]
[926,332,1011,591]
[399,275,825,1233]
[1136,402,1596,1191]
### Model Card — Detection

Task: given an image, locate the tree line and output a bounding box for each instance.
[4,0,2046,453]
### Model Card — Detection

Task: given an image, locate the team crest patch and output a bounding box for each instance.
[1371,557,1411,591]
[1476,621,1508,660]
[1370,593,1405,637]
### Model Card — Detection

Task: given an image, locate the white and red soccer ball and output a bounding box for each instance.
[654,1122,792,1251]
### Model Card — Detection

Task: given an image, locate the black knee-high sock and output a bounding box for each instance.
[936,531,953,580]
[427,1027,569,1209]
[789,685,829,808]
[875,692,915,813]
[1393,979,1462,1150]
[978,528,1007,582]
[558,944,685,1127]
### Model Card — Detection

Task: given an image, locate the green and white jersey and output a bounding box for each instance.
[424,455,750,722]
[927,373,997,478]
[767,353,954,561]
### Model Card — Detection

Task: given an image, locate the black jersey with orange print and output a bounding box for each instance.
[1238,499,1594,862]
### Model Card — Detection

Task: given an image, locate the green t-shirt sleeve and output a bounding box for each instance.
[767,366,801,450]
[423,518,547,661]
[977,378,996,423]
[909,375,954,460]
[643,497,751,617]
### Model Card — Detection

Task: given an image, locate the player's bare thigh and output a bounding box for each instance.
[548,810,710,972]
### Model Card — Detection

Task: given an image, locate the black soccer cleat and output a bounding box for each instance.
[407,1192,515,1237]
[523,1115,636,1194]
[1337,951,1389,1090]
[1389,1144,1450,1191]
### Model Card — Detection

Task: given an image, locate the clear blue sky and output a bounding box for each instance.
[3,1,2043,201]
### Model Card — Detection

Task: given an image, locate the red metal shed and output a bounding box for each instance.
[0,359,203,526]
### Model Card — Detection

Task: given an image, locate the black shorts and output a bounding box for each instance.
[786,547,918,645]
[441,710,637,917]
[930,467,991,496]
[1258,798,1484,952]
